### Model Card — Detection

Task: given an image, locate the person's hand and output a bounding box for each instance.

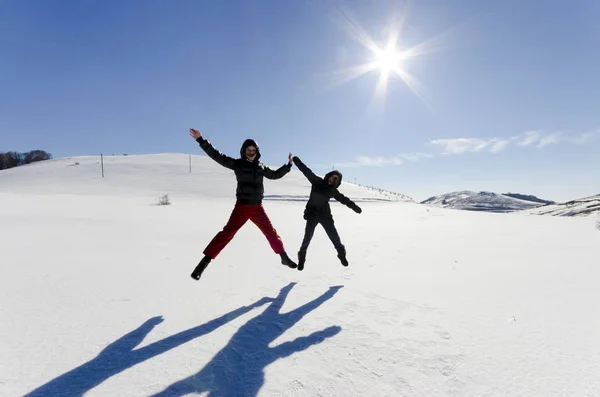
[189,128,202,140]
[354,206,362,214]
[288,152,293,165]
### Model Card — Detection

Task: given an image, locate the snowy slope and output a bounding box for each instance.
[525,193,600,217]
[1,155,600,396]
[421,190,544,212]
[0,154,412,203]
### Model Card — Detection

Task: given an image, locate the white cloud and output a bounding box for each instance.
[566,129,600,144]
[330,128,598,169]
[428,138,508,155]
[537,132,564,147]
[398,152,434,161]
[336,152,432,168]
[517,130,544,146]
[490,139,511,153]
[430,129,595,155]
[357,155,403,166]
[525,130,598,147]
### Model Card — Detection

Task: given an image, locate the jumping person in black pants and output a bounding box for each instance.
[292,156,362,271]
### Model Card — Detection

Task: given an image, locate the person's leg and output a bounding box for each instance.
[320,217,348,266]
[297,218,319,271]
[250,205,285,253]
[203,204,253,259]
[299,218,319,252]
[250,205,297,268]
[192,204,253,280]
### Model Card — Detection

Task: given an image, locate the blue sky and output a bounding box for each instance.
[1,0,599,202]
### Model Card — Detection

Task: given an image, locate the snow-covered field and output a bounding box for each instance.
[1,154,599,396]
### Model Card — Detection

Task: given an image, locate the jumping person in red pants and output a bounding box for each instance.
[189,128,298,280]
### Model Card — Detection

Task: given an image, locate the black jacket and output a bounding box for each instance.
[292,156,361,219]
[197,137,291,204]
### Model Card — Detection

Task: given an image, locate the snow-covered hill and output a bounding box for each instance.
[525,193,600,217]
[420,190,544,212]
[0,154,413,203]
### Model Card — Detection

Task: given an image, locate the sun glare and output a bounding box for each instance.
[321,3,444,110]
[373,45,404,75]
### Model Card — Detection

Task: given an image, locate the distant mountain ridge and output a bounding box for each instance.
[502,193,555,205]
[420,190,549,213]
[422,190,600,217]
[525,194,600,217]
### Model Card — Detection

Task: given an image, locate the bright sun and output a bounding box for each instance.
[322,4,443,110]
[363,39,418,105]
[373,45,404,75]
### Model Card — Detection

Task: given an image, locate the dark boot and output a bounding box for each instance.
[297,251,306,271]
[337,250,348,267]
[280,251,297,269]
[191,255,211,280]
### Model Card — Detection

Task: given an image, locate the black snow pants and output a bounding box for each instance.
[299,216,345,253]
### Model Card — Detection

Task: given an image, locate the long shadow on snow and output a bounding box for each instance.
[24,282,341,397]
[151,282,343,396]
[23,297,273,397]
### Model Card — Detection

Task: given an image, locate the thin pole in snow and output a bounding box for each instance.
[189,155,191,173]
[101,153,104,178]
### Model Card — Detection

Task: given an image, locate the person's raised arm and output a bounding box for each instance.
[292,156,322,185]
[263,152,293,180]
[189,128,235,170]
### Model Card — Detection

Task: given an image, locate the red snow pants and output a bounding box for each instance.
[203,204,285,259]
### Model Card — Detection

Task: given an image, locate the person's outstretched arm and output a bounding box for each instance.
[333,191,362,214]
[189,128,235,170]
[263,152,293,180]
[292,156,322,185]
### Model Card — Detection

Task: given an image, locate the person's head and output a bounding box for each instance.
[324,170,342,188]
[240,139,260,161]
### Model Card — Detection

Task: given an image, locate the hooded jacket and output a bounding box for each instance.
[196,137,291,204]
[292,156,361,219]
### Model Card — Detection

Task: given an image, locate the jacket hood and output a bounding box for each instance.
[324,170,342,188]
[240,139,260,161]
